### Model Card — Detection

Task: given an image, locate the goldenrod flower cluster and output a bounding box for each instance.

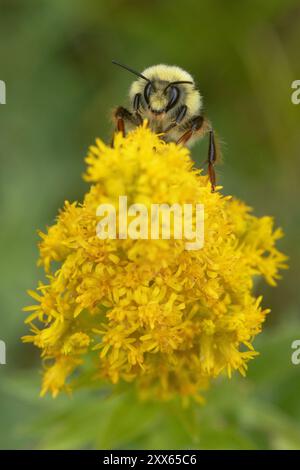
[23,124,286,401]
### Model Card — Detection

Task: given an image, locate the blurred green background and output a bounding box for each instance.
[1,0,300,450]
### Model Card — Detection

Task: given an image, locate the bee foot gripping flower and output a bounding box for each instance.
[23,123,287,403]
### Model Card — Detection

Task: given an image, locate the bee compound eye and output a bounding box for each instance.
[166,86,179,111]
[144,82,152,104]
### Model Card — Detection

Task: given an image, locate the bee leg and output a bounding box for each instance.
[111,106,142,147]
[207,129,217,193]
[176,115,204,145]
[114,106,131,137]
[114,106,142,134]
[176,116,218,192]
[164,105,188,134]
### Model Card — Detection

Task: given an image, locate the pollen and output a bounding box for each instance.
[23,123,287,402]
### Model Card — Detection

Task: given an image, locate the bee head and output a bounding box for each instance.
[143,79,194,115]
[113,61,198,116]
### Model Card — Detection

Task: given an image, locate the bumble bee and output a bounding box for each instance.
[112,61,220,192]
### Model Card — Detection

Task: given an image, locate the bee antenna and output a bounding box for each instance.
[164,80,194,91]
[112,60,150,82]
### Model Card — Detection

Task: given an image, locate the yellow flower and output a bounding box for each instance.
[23,123,287,402]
